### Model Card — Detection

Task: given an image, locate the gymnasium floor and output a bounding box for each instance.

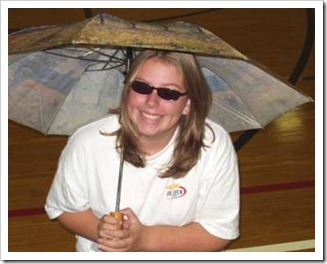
[4,5,322,260]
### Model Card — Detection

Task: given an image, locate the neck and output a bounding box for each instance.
[140,137,170,156]
[140,129,178,156]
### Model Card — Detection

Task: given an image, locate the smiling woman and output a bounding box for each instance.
[45,49,240,252]
[113,50,212,177]
[125,55,191,156]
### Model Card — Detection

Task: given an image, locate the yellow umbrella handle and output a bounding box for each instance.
[110,211,124,229]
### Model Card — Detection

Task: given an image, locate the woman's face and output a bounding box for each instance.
[126,57,191,147]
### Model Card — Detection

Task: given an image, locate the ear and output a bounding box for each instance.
[182,99,191,115]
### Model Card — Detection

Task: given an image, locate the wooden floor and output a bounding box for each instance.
[7,7,318,258]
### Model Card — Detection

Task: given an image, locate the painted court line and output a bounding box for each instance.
[8,180,314,218]
[8,207,45,217]
[226,239,315,252]
[241,180,314,194]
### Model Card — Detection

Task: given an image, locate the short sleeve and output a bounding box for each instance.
[45,135,90,219]
[194,125,240,240]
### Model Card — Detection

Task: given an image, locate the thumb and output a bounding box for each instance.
[120,207,138,223]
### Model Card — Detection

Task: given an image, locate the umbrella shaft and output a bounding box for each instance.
[125,47,134,72]
[115,148,124,212]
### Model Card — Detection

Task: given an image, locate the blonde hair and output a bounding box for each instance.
[110,50,212,178]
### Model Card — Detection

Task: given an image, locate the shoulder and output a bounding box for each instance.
[201,119,237,167]
[199,121,238,184]
[74,114,119,136]
[65,114,119,150]
[204,119,233,148]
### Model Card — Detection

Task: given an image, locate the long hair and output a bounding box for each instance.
[109,50,212,178]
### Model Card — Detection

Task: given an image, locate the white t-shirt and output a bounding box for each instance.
[45,114,240,252]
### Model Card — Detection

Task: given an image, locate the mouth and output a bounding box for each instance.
[141,112,162,122]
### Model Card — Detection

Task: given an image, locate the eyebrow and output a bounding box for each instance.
[134,78,183,90]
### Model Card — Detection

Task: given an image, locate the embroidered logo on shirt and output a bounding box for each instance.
[166,183,187,199]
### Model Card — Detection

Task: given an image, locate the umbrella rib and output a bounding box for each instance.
[212,96,263,128]
[86,47,127,71]
[38,95,45,133]
[44,49,111,63]
[200,57,265,127]
[90,47,125,63]
[44,47,128,72]
[85,61,125,72]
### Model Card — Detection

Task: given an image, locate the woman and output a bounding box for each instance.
[45,50,240,252]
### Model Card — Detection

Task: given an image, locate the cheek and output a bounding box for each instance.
[126,92,142,108]
[164,102,189,118]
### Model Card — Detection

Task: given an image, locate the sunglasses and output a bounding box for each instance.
[131,80,187,101]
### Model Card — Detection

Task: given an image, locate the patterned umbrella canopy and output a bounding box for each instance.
[8,13,312,135]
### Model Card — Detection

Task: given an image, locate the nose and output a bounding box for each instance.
[145,89,160,107]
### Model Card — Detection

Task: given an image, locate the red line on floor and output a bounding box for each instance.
[9,180,314,218]
[8,207,45,217]
[241,180,314,194]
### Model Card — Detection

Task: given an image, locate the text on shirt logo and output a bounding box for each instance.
[166,183,187,199]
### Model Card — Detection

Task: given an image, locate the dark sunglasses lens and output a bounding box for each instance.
[132,81,152,94]
[158,89,180,101]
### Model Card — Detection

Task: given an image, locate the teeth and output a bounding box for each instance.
[142,112,160,121]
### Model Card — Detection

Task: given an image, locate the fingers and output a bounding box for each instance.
[98,237,131,252]
[97,213,130,252]
[98,226,127,240]
[97,214,123,240]
[122,219,130,230]
[102,213,123,226]
[97,220,131,251]
[97,208,141,252]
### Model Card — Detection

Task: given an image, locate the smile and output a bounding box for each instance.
[141,112,162,122]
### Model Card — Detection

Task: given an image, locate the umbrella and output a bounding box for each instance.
[8,13,312,135]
